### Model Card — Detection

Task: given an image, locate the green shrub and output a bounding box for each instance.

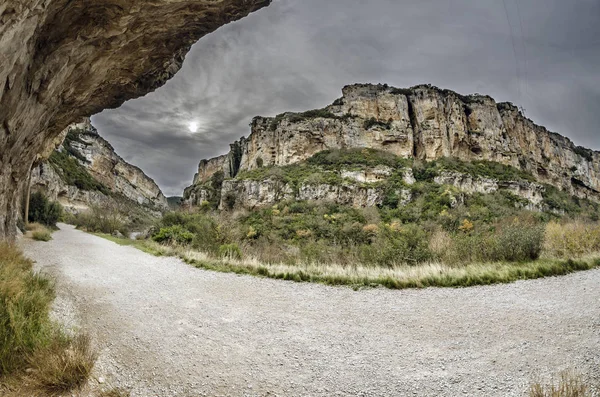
[218,243,242,260]
[362,223,432,266]
[494,222,545,262]
[152,225,194,245]
[28,192,62,227]
[287,108,338,123]
[364,117,392,130]
[32,230,52,242]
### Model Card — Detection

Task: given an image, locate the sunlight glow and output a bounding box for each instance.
[188,121,199,133]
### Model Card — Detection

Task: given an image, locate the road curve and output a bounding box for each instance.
[21,224,600,397]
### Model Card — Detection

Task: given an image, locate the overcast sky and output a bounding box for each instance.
[92,0,600,197]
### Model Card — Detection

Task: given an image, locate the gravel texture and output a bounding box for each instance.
[20,224,600,397]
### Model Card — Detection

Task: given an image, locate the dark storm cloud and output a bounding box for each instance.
[92,0,600,196]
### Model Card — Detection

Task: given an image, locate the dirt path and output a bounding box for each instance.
[21,224,600,397]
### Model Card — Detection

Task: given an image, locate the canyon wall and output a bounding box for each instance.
[31,119,168,213]
[0,0,269,239]
[185,84,600,208]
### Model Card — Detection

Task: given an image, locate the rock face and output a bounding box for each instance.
[0,1,270,239]
[219,179,389,210]
[31,119,168,212]
[184,83,600,210]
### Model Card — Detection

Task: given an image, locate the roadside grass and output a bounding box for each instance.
[24,334,96,395]
[530,370,593,397]
[27,222,53,242]
[93,234,600,290]
[32,229,53,242]
[0,243,96,395]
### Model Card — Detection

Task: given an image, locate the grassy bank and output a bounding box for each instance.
[0,243,95,396]
[95,234,600,289]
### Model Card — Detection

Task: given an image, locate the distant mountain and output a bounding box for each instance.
[167,196,183,209]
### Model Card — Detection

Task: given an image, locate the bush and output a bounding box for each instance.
[32,229,52,242]
[152,225,194,245]
[544,221,600,258]
[361,223,432,266]
[445,220,545,263]
[70,205,126,234]
[218,243,242,260]
[28,192,62,227]
[493,222,545,262]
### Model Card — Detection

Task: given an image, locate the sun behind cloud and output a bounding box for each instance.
[188,121,199,133]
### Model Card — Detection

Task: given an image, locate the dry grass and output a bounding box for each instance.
[544,221,600,259]
[25,222,46,232]
[0,243,96,396]
[23,334,96,395]
[96,234,600,289]
[530,370,592,397]
[27,222,53,241]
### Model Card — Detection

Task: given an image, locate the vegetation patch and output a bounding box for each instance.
[62,128,91,163]
[573,146,594,162]
[28,192,62,227]
[307,148,409,170]
[49,150,109,194]
[364,117,392,130]
[96,233,600,290]
[133,148,600,290]
[0,244,95,395]
[414,157,537,183]
[32,228,53,242]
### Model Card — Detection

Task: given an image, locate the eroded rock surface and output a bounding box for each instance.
[31,119,168,213]
[184,84,600,210]
[0,0,270,239]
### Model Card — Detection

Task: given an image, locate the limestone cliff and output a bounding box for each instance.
[31,119,168,213]
[0,0,270,239]
[184,84,600,210]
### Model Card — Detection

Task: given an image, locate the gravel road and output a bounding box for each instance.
[20,224,600,397]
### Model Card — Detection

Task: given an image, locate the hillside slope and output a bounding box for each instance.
[31,119,168,213]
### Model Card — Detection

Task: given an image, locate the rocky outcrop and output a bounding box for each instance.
[31,119,168,212]
[219,179,388,210]
[185,84,600,208]
[31,162,109,212]
[0,1,270,239]
[434,171,545,210]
